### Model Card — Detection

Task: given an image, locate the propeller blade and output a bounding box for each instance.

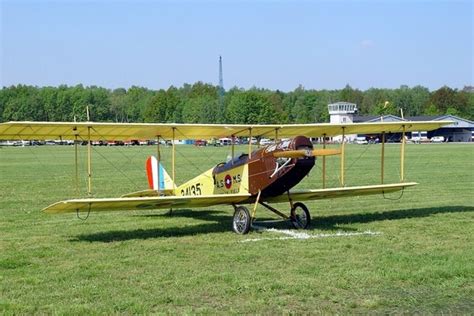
[311,149,341,156]
[273,148,341,158]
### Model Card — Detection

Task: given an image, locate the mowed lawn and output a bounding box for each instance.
[1,143,473,314]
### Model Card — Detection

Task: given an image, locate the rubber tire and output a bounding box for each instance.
[232,206,251,234]
[291,202,311,229]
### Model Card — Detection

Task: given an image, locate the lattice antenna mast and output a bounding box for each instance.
[218,56,225,122]
[219,55,224,92]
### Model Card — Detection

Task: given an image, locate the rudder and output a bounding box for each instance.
[145,156,175,192]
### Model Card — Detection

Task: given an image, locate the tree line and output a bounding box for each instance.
[0,83,472,124]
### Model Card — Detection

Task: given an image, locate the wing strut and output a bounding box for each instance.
[156,135,161,194]
[87,125,92,195]
[340,127,346,187]
[172,127,176,193]
[322,133,327,189]
[381,132,385,184]
[74,134,79,195]
[248,128,253,158]
[231,134,235,164]
[400,124,406,181]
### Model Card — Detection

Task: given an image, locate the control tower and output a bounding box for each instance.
[328,102,357,124]
[328,102,358,142]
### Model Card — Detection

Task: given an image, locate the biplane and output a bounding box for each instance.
[0,120,451,234]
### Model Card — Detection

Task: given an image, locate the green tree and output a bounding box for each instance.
[143,87,182,123]
[286,85,310,123]
[1,85,44,121]
[465,90,474,120]
[410,85,430,116]
[361,88,390,115]
[376,100,398,116]
[109,88,128,122]
[144,90,167,122]
[182,95,219,123]
[430,86,456,114]
[393,85,413,117]
[268,90,287,123]
[226,90,276,124]
[424,103,441,116]
[1,83,472,124]
[127,86,154,122]
[339,84,364,106]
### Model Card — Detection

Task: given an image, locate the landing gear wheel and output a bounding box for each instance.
[232,206,251,234]
[291,202,311,229]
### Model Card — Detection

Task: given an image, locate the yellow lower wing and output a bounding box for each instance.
[263,182,417,203]
[43,183,416,214]
[43,193,251,214]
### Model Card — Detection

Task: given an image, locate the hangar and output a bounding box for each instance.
[353,114,474,142]
[328,102,474,142]
[406,115,474,142]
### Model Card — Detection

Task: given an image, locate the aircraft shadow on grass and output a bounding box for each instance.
[72,205,474,243]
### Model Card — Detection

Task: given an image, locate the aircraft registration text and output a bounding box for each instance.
[181,183,202,196]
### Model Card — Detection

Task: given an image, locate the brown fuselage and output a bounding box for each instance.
[213,136,315,197]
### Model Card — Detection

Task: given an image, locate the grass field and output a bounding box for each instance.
[1,143,473,314]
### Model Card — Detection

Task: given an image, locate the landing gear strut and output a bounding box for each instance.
[258,200,311,230]
[232,200,311,234]
[232,206,251,234]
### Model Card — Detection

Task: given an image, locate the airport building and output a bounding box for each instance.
[328,102,474,142]
[328,102,358,142]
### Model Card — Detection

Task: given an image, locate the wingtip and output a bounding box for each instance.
[41,201,70,214]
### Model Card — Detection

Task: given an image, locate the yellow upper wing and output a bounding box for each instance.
[42,193,251,214]
[0,121,452,140]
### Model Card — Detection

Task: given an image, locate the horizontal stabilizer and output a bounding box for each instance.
[121,189,173,198]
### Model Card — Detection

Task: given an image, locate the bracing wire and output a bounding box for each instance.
[76,134,142,192]
[310,132,406,189]
[22,127,78,197]
[172,129,225,180]
[174,147,215,183]
[92,146,142,191]
[76,205,91,220]
[175,128,224,165]
[90,127,149,171]
[383,187,405,200]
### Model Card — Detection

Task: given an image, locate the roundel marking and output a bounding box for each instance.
[224,174,232,189]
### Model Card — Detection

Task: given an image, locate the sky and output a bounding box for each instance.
[0,0,472,91]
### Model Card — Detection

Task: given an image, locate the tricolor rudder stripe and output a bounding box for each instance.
[145,156,175,191]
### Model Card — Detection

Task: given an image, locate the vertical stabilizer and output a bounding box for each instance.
[146,156,175,192]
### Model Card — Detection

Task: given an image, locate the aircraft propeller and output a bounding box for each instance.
[273,148,341,159]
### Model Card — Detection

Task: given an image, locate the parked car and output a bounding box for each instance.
[431,136,445,143]
[259,138,273,146]
[219,138,232,146]
[209,139,221,146]
[411,131,429,143]
[354,136,368,145]
[194,139,207,146]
